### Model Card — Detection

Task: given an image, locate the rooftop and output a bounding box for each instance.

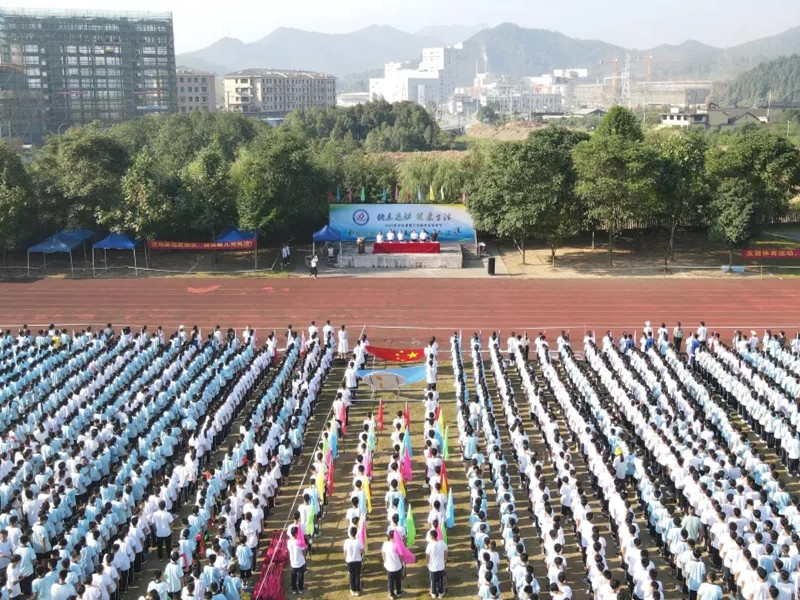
[176,66,216,76]
[0,7,172,20]
[224,68,336,80]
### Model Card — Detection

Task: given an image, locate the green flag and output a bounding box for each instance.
[406,504,416,546]
[360,187,366,202]
[443,426,450,460]
[441,523,447,544]
[306,501,315,535]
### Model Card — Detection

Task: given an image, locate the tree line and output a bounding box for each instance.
[0,105,798,261]
[469,107,800,266]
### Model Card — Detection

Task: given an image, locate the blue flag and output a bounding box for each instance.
[417,186,423,202]
[382,187,387,203]
[336,186,341,202]
[445,488,454,528]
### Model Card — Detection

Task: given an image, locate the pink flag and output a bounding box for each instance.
[393,533,416,564]
[295,527,306,549]
[402,446,412,482]
[365,451,373,478]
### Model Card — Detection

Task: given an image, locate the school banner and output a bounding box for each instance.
[741,248,800,259]
[147,239,257,251]
[328,203,475,242]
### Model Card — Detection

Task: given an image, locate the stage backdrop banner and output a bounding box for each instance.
[328,203,475,242]
[147,240,256,251]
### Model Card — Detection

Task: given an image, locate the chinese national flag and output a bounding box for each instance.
[369,346,426,363]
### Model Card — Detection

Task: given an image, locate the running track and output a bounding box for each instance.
[2,277,800,345]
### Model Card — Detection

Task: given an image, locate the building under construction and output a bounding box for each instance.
[0,7,177,144]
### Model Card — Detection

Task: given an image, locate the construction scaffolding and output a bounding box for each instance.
[0,7,177,139]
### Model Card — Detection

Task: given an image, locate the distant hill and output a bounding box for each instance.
[711,54,800,107]
[413,24,489,45]
[177,22,800,88]
[177,25,443,77]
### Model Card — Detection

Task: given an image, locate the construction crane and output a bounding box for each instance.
[599,54,619,104]
[636,55,688,82]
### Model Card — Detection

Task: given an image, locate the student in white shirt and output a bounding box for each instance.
[343,527,364,596]
[381,531,405,598]
[425,529,447,599]
[287,526,306,595]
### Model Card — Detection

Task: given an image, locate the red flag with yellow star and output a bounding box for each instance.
[368,346,425,363]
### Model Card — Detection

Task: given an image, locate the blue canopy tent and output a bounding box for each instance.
[27,229,93,276]
[216,228,258,268]
[92,232,144,276]
[312,225,342,265]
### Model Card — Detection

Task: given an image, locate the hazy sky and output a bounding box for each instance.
[19,0,799,53]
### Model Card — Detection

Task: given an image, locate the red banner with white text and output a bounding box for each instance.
[147,239,256,251]
[741,248,800,259]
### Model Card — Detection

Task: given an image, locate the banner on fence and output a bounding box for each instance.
[328,203,475,242]
[147,240,257,251]
[741,248,800,259]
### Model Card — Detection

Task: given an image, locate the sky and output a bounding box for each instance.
[17,0,799,53]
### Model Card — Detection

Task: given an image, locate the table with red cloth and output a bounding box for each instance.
[373,241,440,254]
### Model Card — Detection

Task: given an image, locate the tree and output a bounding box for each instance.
[707,129,800,262]
[476,105,500,125]
[179,139,236,238]
[231,130,326,238]
[98,150,176,239]
[648,129,710,265]
[574,128,657,266]
[30,126,129,230]
[595,106,643,142]
[0,142,32,254]
[468,128,587,265]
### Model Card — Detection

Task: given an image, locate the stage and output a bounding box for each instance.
[336,242,463,269]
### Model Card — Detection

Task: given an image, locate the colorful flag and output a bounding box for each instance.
[360,187,366,203]
[326,463,334,495]
[445,488,454,528]
[402,445,412,482]
[316,471,324,500]
[406,505,416,546]
[393,533,416,564]
[398,476,406,497]
[339,401,347,436]
[404,426,412,457]
[358,519,367,550]
[461,192,466,203]
[403,402,410,430]
[440,186,444,201]
[437,523,447,544]
[366,452,373,478]
[305,503,315,536]
[295,524,306,549]
[336,186,341,202]
[377,398,384,432]
[438,406,445,433]
[382,187,387,203]
[394,185,399,202]
[365,480,373,513]
[417,186,422,203]
[367,346,426,363]
[429,185,435,201]
[440,460,448,495]
[406,190,411,201]
[443,426,450,460]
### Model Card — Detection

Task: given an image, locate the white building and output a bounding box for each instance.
[177,67,216,113]
[369,43,469,106]
[223,68,336,117]
[369,62,440,105]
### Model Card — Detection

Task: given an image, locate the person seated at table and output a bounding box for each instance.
[376,231,384,243]
[410,230,419,242]
[430,230,438,242]
[397,230,405,241]
[419,229,429,242]
[386,229,396,242]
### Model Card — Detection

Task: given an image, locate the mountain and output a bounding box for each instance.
[177,25,443,76]
[177,22,800,88]
[414,24,489,45]
[711,54,800,107]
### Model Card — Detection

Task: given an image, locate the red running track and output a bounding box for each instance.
[1,277,799,346]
